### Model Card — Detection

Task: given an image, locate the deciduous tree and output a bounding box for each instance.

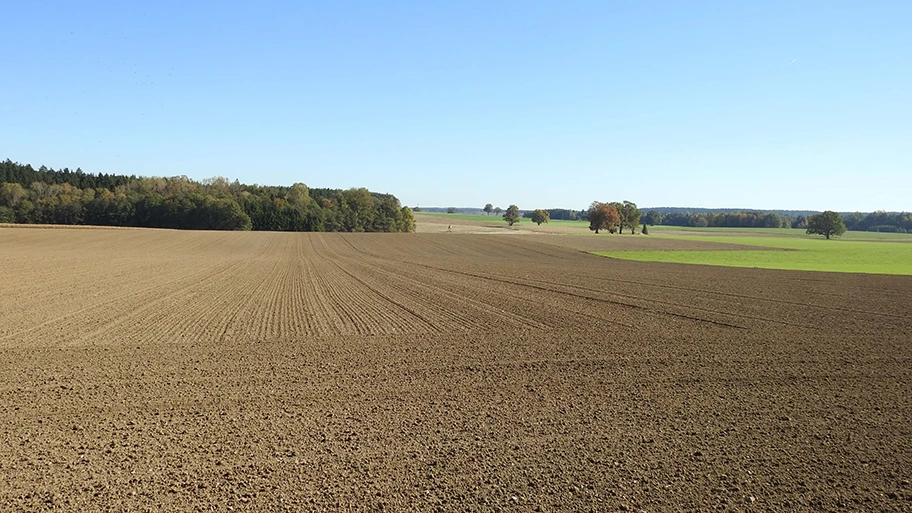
[619,200,642,234]
[530,209,550,225]
[484,203,494,215]
[0,183,28,207]
[587,202,620,234]
[399,206,416,232]
[0,206,13,222]
[503,205,521,226]
[806,211,846,239]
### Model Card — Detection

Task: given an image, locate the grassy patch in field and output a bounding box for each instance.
[594,235,912,275]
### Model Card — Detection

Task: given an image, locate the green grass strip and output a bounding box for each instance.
[646,225,912,240]
[594,236,912,275]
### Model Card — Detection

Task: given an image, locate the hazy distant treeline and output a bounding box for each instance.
[841,211,912,233]
[511,206,911,233]
[648,211,796,228]
[522,208,582,221]
[0,160,414,232]
[642,209,912,233]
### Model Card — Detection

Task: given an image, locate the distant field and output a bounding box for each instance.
[647,224,912,240]
[596,235,912,275]
[414,212,588,234]
[418,212,497,222]
[418,212,585,225]
[417,214,912,241]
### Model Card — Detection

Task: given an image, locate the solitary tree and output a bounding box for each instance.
[642,223,649,235]
[484,203,494,215]
[503,204,521,226]
[587,201,620,234]
[494,206,503,216]
[530,209,550,225]
[806,211,846,239]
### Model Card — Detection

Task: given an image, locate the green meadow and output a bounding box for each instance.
[645,224,912,241]
[595,235,912,275]
[417,212,586,226]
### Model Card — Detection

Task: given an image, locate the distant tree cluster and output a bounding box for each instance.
[587,201,641,234]
[522,208,582,221]
[0,160,414,232]
[587,202,619,234]
[641,207,912,234]
[649,211,791,229]
[843,211,912,233]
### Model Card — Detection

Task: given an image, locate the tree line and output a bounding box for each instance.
[643,210,795,229]
[449,200,910,237]
[486,200,886,241]
[522,208,581,221]
[500,206,910,234]
[0,160,414,232]
[842,211,912,233]
[509,206,789,230]
[641,209,911,233]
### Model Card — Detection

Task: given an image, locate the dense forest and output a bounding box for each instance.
[0,160,414,232]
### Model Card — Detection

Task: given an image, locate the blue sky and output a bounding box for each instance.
[2,1,909,211]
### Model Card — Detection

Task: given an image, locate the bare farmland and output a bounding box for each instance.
[1,227,910,511]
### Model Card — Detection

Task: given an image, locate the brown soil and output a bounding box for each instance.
[1,228,910,511]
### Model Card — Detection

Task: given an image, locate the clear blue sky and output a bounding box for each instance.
[2,1,909,212]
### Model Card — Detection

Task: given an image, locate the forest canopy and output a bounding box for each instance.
[0,160,414,232]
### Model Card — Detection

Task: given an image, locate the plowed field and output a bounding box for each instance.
[1,227,910,511]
